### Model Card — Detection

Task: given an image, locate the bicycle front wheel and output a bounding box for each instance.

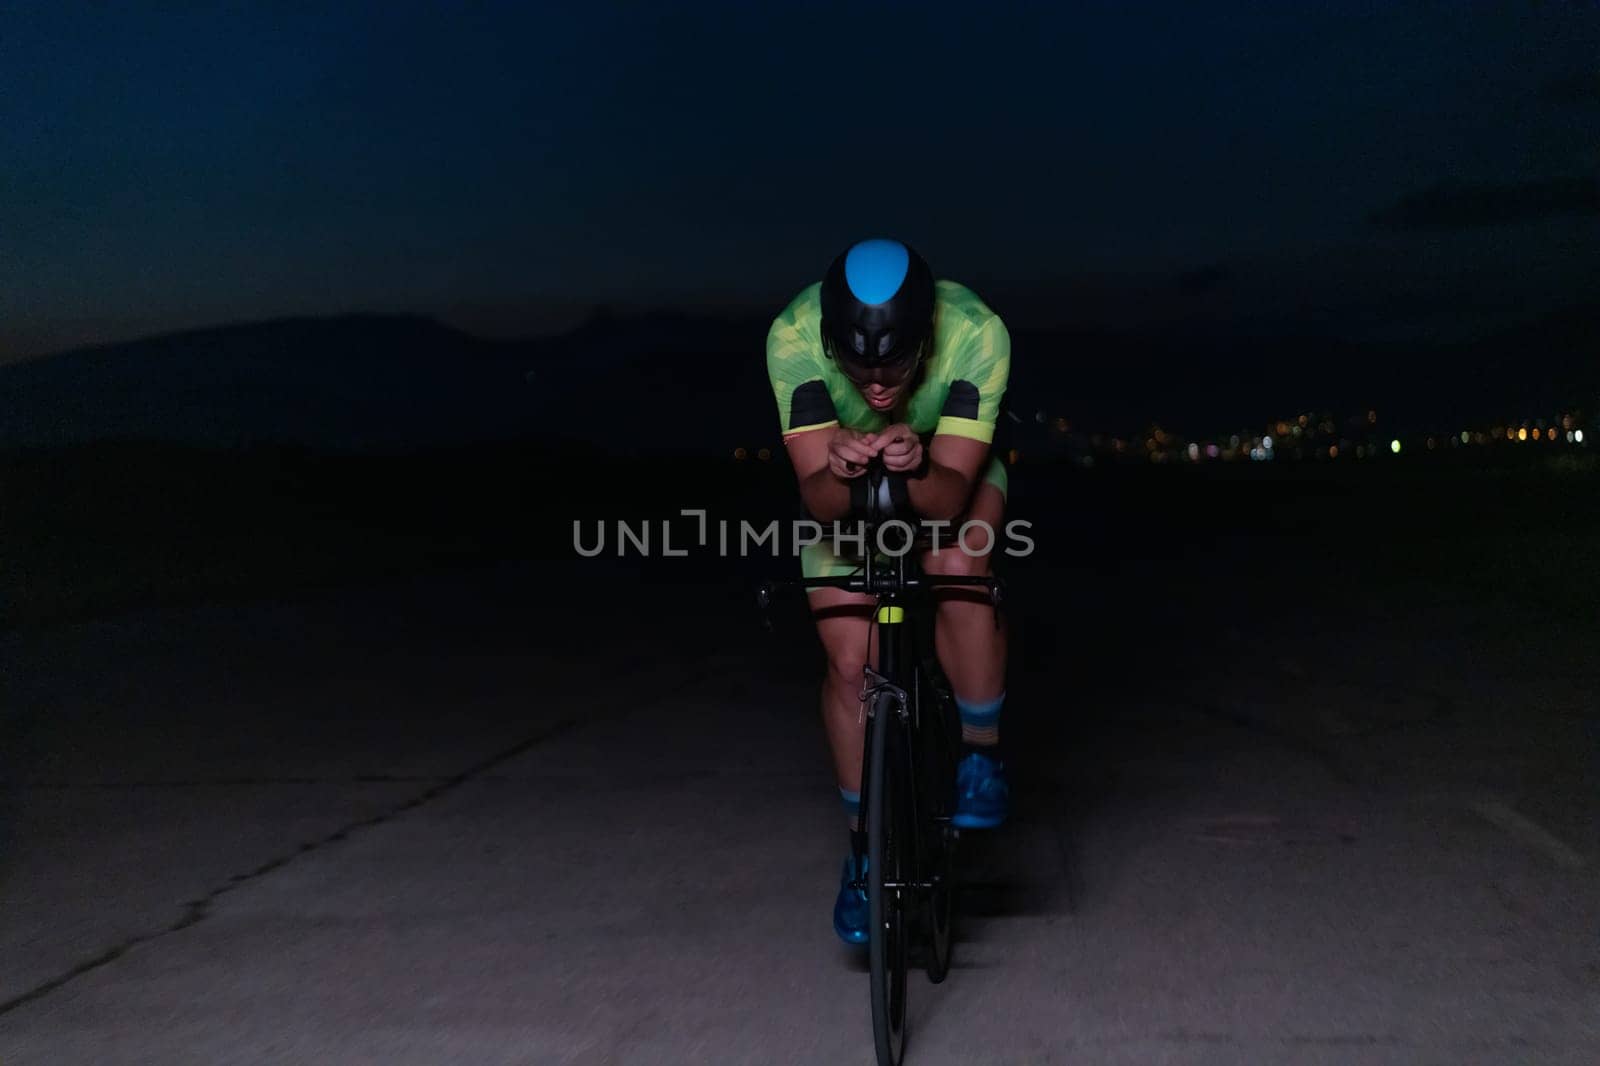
[867,696,909,1065]
[921,684,960,984]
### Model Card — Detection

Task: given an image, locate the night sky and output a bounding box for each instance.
[4,2,1596,361]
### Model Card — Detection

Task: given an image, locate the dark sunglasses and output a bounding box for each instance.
[827,335,929,389]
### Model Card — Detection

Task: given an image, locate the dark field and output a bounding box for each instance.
[7,441,1599,630]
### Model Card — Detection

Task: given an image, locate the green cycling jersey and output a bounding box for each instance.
[766,279,1010,446]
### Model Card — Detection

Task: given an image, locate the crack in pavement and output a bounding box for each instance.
[0,666,710,1019]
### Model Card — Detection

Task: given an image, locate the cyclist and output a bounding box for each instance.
[766,238,1011,945]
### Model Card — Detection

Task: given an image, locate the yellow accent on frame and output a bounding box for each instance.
[876,605,905,624]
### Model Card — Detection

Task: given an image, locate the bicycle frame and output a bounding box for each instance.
[756,528,1004,901]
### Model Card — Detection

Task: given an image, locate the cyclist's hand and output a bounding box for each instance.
[871,423,924,473]
[829,428,877,478]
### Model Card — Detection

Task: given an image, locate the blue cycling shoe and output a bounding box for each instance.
[833,853,869,945]
[951,750,1009,829]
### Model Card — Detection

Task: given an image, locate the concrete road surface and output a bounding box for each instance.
[2,556,1596,1064]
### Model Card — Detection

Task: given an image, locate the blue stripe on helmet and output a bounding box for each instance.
[843,239,910,305]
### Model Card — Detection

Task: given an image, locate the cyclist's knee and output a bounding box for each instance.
[826,650,868,694]
[924,535,995,577]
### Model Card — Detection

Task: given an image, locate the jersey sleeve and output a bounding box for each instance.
[934,312,1010,444]
[766,294,839,437]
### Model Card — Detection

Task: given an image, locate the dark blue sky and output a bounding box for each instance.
[3,1,1596,359]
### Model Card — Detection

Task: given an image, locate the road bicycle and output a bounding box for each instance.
[760,460,1004,1065]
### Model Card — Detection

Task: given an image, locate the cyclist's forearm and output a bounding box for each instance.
[906,461,975,523]
[799,468,855,523]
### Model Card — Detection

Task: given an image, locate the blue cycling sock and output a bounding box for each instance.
[956,692,1004,750]
[839,786,862,832]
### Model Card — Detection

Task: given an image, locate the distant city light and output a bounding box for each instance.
[1018,405,1587,470]
[757,447,772,462]
[733,447,748,460]
[1367,409,1377,424]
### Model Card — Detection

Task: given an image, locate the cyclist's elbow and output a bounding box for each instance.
[800,471,853,524]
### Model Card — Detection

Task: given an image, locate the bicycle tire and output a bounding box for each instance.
[921,682,959,983]
[867,697,909,1065]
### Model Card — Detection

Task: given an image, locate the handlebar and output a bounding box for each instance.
[855,455,908,525]
[756,571,1005,621]
[755,456,1005,626]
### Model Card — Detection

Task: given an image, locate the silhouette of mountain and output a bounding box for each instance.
[0,315,542,453]
[5,303,1593,456]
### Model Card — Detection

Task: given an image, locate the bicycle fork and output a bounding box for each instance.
[854,601,944,896]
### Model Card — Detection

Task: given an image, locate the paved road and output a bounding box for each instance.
[2,555,1596,1064]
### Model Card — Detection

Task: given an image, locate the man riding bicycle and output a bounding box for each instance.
[766,238,1011,945]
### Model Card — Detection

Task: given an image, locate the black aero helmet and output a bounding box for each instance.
[819,238,935,371]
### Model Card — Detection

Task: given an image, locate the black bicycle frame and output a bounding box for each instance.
[761,541,999,891]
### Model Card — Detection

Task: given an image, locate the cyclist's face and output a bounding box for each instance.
[838,356,921,410]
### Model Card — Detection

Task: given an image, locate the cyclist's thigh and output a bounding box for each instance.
[801,537,880,674]
[809,585,875,677]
